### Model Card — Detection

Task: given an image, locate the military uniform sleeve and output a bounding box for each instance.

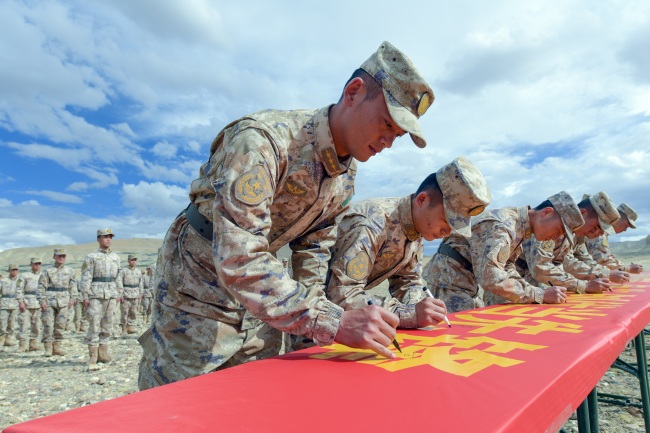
[471,226,544,304]
[37,271,48,304]
[523,237,586,294]
[68,271,78,299]
[15,277,26,303]
[385,244,425,329]
[564,243,610,279]
[79,256,94,301]
[211,127,343,346]
[116,268,124,297]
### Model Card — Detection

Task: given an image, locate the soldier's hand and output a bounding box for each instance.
[19,302,26,312]
[83,300,90,309]
[586,278,611,293]
[68,301,73,308]
[415,297,447,328]
[543,286,567,303]
[335,306,399,359]
[40,303,47,312]
[629,263,643,274]
[609,270,630,284]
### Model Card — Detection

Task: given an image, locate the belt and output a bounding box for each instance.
[123,284,139,288]
[2,294,16,298]
[515,257,528,270]
[47,287,68,292]
[185,202,213,241]
[92,277,115,283]
[23,291,37,295]
[438,243,473,272]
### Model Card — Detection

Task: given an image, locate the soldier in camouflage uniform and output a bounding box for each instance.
[80,228,121,370]
[0,264,20,350]
[138,41,436,390]
[37,250,77,356]
[586,203,643,274]
[423,191,583,313]
[518,191,624,294]
[141,267,154,324]
[117,254,144,336]
[15,258,43,352]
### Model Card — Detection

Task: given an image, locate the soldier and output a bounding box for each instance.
[423,191,584,313]
[281,258,292,277]
[138,41,436,390]
[37,250,77,356]
[0,264,20,350]
[15,258,43,352]
[326,157,491,328]
[80,228,121,370]
[518,191,624,294]
[141,266,154,324]
[586,203,644,274]
[116,254,143,336]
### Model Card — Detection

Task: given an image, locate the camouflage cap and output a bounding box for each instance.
[128,254,137,260]
[617,203,638,229]
[436,157,491,238]
[583,192,620,235]
[360,41,434,148]
[30,257,42,264]
[548,191,584,243]
[53,248,66,255]
[8,264,19,270]
[97,228,115,237]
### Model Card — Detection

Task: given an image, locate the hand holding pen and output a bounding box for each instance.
[366,298,402,353]
[421,287,451,328]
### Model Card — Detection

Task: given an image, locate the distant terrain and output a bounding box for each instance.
[0,235,648,276]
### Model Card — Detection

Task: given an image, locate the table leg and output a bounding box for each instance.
[577,397,591,433]
[633,332,650,432]
[587,388,599,432]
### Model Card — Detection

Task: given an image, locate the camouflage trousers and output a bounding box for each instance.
[0,308,18,337]
[423,253,484,313]
[19,308,41,341]
[68,301,87,328]
[120,297,138,326]
[41,305,68,343]
[141,297,152,316]
[84,298,117,346]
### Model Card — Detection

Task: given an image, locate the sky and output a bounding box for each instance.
[1,0,649,256]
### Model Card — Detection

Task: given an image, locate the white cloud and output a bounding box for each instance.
[121,181,188,215]
[26,190,83,204]
[151,141,178,159]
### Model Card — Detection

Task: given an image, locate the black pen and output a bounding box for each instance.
[366,298,402,353]
[423,287,451,328]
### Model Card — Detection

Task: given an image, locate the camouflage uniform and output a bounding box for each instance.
[38,254,77,355]
[15,261,42,350]
[68,282,86,333]
[141,268,154,323]
[117,255,144,334]
[586,235,626,270]
[80,245,121,347]
[0,265,20,349]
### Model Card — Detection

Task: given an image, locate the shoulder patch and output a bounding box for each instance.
[285,180,307,197]
[541,240,555,252]
[497,245,510,264]
[346,251,371,281]
[235,165,273,205]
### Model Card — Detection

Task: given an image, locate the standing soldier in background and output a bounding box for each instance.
[141,266,154,324]
[37,250,77,357]
[15,258,43,352]
[116,254,143,336]
[0,264,20,350]
[80,228,120,371]
[586,203,644,274]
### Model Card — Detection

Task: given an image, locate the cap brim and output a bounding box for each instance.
[561,219,576,245]
[383,89,427,148]
[599,219,615,235]
[444,205,471,238]
[628,219,637,229]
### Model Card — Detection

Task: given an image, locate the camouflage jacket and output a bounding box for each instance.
[79,249,121,300]
[519,236,588,293]
[117,266,144,298]
[586,235,625,270]
[141,274,154,298]
[162,106,357,346]
[562,236,611,279]
[37,265,77,307]
[444,206,543,304]
[15,271,42,308]
[326,195,425,329]
[0,276,19,310]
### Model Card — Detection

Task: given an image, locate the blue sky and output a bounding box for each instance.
[1,0,649,255]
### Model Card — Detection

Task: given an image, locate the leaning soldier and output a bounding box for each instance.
[116,254,143,336]
[15,258,43,352]
[37,250,77,357]
[0,264,21,350]
[140,267,154,324]
[80,228,121,370]
[586,203,644,274]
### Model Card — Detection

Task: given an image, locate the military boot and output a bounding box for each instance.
[144,314,150,324]
[74,322,81,333]
[52,341,66,356]
[18,340,28,352]
[28,339,41,351]
[80,321,87,332]
[121,325,128,338]
[98,344,111,363]
[44,342,53,357]
[88,346,100,371]
[0,336,5,351]
[126,325,137,334]
[5,334,16,346]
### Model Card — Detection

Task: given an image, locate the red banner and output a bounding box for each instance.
[5,274,650,433]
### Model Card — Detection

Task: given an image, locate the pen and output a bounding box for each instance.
[366,298,402,353]
[423,287,452,328]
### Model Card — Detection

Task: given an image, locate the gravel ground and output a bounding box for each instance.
[1,320,649,432]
